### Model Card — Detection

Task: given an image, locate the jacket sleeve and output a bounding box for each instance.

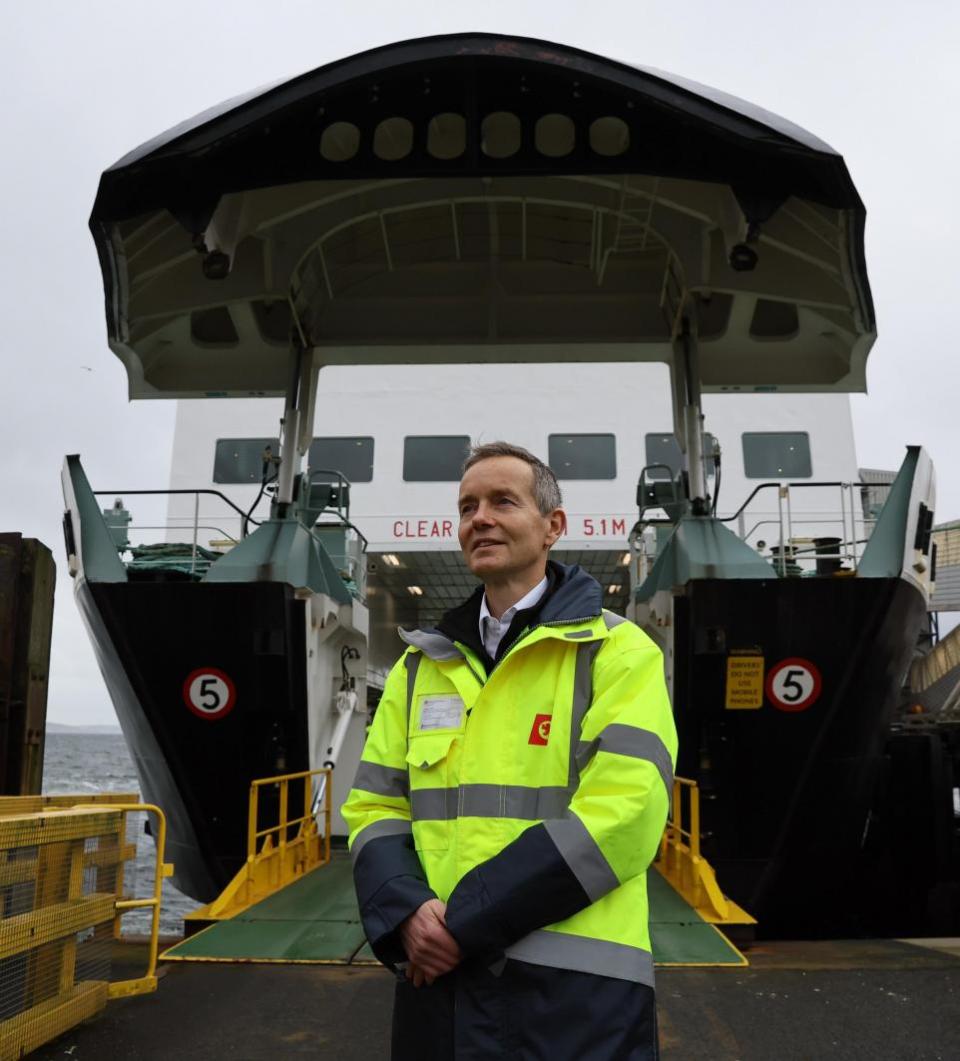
[341,652,436,968]
[444,632,677,958]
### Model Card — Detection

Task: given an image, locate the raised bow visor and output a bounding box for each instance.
[89,33,874,399]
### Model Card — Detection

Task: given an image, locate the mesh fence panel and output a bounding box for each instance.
[0,811,129,1059]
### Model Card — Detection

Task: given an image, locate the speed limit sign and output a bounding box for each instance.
[182,667,237,721]
[766,658,822,712]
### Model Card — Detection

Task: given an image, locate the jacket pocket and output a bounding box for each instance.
[406,731,458,851]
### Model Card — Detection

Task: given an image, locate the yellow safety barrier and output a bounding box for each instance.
[187,768,333,925]
[657,777,755,927]
[0,796,171,1060]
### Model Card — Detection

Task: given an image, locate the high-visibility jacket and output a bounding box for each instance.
[342,564,677,1059]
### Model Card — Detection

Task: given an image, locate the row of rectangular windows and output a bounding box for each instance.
[213,433,813,485]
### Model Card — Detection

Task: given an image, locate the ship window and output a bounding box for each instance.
[742,432,812,478]
[213,438,280,484]
[309,437,374,484]
[427,113,466,159]
[548,434,616,480]
[535,114,575,158]
[403,436,471,481]
[373,117,414,161]
[319,122,360,162]
[589,116,630,157]
[644,433,717,480]
[481,112,521,159]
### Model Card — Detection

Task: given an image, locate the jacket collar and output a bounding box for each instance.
[399,561,604,663]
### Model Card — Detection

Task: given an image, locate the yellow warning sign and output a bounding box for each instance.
[725,655,765,709]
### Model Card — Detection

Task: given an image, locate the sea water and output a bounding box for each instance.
[41,732,200,935]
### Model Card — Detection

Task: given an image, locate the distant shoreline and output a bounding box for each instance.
[46,723,122,735]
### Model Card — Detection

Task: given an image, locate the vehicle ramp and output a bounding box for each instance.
[161,772,750,968]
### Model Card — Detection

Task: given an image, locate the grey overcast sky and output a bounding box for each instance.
[1,1,957,725]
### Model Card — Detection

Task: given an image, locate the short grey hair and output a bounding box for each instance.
[462,441,562,516]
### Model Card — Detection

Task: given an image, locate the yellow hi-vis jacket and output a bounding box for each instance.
[342,568,677,990]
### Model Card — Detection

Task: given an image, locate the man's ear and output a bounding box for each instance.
[545,508,567,547]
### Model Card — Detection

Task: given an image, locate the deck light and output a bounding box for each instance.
[406,585,423,596]
[729,243,758,272]
[607,584,622,594]
[620,552,632,566]
[382,554,401,567]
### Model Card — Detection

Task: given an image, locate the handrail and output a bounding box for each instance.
[716,480,871,525]
[187,767,334,924]
[657,777,754,926]
[93,488,261,526]
[71,802,173,999]
[248,767,332,863]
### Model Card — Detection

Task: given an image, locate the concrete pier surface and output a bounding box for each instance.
[33,938,960,1060]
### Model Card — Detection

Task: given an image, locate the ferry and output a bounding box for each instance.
[62,33,954,937]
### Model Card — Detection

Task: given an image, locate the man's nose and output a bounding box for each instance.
[471,502,496,527]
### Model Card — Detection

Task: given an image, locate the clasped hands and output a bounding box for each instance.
[399,898,462,987]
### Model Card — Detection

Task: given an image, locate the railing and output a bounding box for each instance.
[720,481,872,576]
[93,484,368,591]
[191,768,333,924]
[657,777,754,926]
[0,796,171,1060]
[94,488,255,572]
[632,480,877,580]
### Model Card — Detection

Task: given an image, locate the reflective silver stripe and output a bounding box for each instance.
[568,640,603,789]
[410,784,570,821]
[404,652,422,729]
[575,724,674,799]
[602,609,628,630]
[505,929,655,987]
[350,818,412,861]
[398,627,461,661]
[543,814,619,902]
[563,629,593,640]
[352,760,410,799]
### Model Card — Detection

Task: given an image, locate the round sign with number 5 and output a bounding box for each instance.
[183,667,237,721]
[766,658,822,712]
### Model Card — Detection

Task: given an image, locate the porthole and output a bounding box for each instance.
[427,112,466,159]
[481,112,521,158]
[535,114,575,158]
[589,116,630,157]
[319,122,360,162]
[373,117,414,161]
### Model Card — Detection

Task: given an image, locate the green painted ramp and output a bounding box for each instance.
[162,857,745,967]
[648,869,746,966]
[163,857,367,964]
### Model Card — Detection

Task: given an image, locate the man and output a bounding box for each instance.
[342,442,677,1060]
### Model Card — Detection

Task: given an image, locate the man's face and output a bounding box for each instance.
[457,456,563,582]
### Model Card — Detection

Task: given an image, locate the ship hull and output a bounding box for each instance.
[674,575,928,936]
[76,576,310,903]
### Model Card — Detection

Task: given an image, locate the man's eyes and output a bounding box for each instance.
[459,497,517,516]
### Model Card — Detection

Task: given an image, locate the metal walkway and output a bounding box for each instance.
[161,856,745,967]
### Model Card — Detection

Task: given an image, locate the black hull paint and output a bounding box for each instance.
[80,564,945,932]
[77,577,310,902]
[674,576,929,936]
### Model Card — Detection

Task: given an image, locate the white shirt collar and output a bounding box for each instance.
[479,575,549,658]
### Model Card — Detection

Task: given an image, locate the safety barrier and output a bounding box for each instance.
[189,768,333,924]
[657,777,754,927]
[0,795,170,1060]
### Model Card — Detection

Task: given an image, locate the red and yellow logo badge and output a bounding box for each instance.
[528,713,552,746]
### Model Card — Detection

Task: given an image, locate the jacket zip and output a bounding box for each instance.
[455,613,603,684]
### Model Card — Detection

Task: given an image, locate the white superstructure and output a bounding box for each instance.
[165,362,864,676]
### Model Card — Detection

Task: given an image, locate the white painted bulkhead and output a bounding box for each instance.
[166,360,863,644]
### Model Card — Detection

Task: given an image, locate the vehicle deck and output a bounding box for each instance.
[33,937,960,1060]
